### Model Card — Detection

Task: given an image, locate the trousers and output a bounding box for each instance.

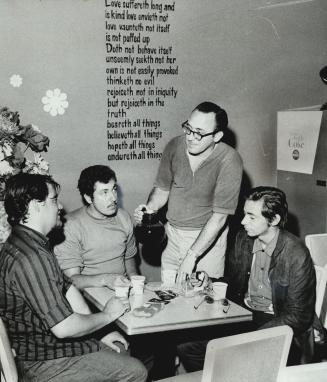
[17,343,147,382]
[161,223,228,278]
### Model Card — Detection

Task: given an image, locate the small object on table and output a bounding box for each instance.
[130,275,146,295]
[132,302,164,318]
[148,298,170,305]
[212,281,228,300]
[155,290,177,301]
[180,273,197,297]
[161,269,177,287]
[193,295,214,310]
[218,298,230,313]
[114,277,131,298]
[190,271,210,292]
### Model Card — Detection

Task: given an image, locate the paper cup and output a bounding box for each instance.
[212,282,228,300]
[114,284,130,299]
[131,275,146,295]
[161,269,177,287]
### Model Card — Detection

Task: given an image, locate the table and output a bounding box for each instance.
[84,283,252,336]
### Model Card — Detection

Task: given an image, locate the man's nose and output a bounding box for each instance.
[241,216,246,225]
[108,191,117,202]
[186,132,196,141]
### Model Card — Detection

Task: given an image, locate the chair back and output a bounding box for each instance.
[0,318,18,382]
[277,361,327,382]
[305,234,327,267]
[314,264,327,319]
[201,325,293,382]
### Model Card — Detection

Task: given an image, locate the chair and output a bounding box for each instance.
[314,265,327,322]
[277,361,327,382]
[0,318,18,382]
[305,233,327,267]
[305,235,327,330]
[158,325,293,382]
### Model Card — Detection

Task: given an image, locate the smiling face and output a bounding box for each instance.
[185,109,223,156]
[85,179,118,218]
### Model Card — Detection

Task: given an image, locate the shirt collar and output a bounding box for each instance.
[253,230,279,257]
[13,224,50,248]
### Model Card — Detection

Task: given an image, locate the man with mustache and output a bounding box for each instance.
[55,165,139,290]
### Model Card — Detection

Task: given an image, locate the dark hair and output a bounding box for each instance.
[194,102,228,132]
[78,165,117,205]
[4,173,60,226]
[247,186,288,228]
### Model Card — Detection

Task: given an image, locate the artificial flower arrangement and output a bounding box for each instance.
[0,106,50,244]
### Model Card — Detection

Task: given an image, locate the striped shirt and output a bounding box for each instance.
[0,225,100,361]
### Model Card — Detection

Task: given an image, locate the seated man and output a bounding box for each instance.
[55,165,139,290]
[0,173,147,382]
[178,186,317,371]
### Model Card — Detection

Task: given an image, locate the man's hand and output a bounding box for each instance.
[102,274,130,290]
[103,296,130,321]
[101,331,129,353]
[177,250,197,284]
[134,204,154,224]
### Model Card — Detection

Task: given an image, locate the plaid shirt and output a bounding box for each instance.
[0,225,100,361]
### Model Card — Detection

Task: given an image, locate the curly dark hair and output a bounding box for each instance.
[4,173,60,226]
[77,165,116,205]
[246,186,288,228]
[193,101,228,133]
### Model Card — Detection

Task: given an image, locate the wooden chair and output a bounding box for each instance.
[277,361,327,382]
[158,325,293,382]
[305,233,327,267]
[0,318,18,382]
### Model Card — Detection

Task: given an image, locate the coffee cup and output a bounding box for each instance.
[114,284,130,299]
[161,269,177,287]
[212,282,228,301]
[131,275,146,295]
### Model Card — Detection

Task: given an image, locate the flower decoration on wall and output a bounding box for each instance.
[10,74,23,88]
[42,88,69,116]
[0,106,50,244]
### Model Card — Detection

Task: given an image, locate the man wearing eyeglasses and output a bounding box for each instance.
[135,101,243,280]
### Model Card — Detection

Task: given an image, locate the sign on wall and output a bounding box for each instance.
[105,0,179,162]
[277,110,322,174]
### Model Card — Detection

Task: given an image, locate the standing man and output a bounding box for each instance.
[177,186,317,371]
[135,101,243,279]
[0,173,147,382]
[55,165,139,290]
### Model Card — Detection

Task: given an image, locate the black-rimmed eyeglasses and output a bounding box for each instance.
[181,121,219,141]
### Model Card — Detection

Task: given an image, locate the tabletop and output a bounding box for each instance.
[84,282,252,336]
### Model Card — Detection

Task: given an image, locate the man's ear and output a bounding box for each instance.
[84,194,92,205]
[270,214,281,227]
[213,131,224,143]
[29,199,41,214]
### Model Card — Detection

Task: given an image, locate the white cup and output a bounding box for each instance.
[131,275,146,295]
[114,284,130,299]
[212,282,228,301]
[161,269,177,287]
